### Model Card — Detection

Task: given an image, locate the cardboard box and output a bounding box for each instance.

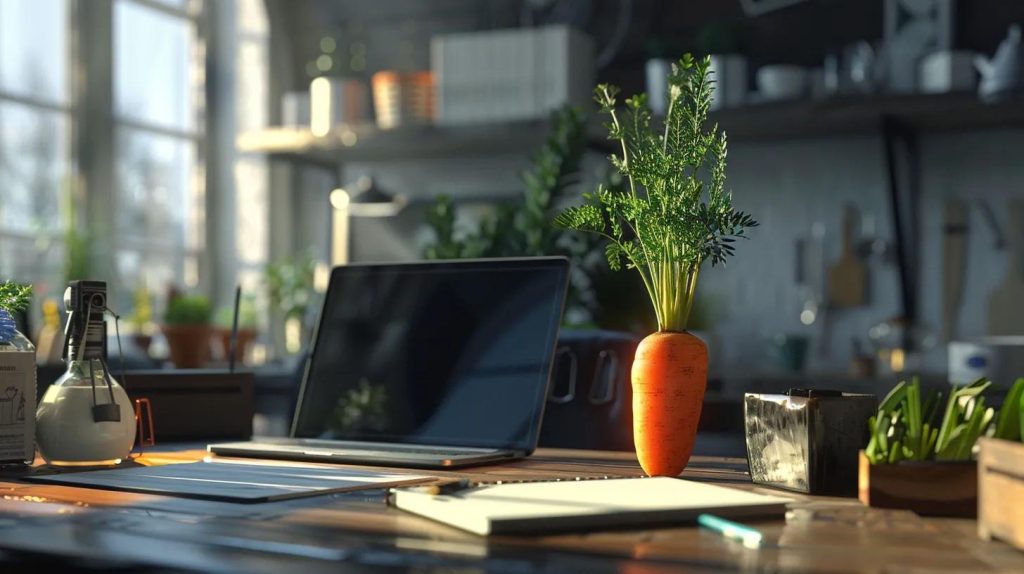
[0,350,36,463]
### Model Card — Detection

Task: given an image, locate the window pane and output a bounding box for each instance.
[237,0,268,36]
[236,40,268,132]
[0,0,68,104]
[116,128,196,249]
[0,234,65,292]
[0,102,69,233]
[235,157,267,264]
[113,248,179,317]
[150,0,188,9]
[114,0,195,131]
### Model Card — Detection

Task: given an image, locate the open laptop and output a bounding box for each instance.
[209,257,569,468]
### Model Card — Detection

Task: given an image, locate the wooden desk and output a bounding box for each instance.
[1,448,1021,573]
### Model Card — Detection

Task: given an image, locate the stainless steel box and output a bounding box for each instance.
[744,390,876,496]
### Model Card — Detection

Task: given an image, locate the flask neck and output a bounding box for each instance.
[65,320,108,362]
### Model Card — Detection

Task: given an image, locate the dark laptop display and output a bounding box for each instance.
[291,258,569,453]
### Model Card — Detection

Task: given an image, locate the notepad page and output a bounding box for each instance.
[393,477,790,535]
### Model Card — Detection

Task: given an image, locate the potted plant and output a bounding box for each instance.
[555,55,757,476]
[860,378,1001,517]
[266,253,317,354]
[128,285,157,355]
[161,293,213,369]
[213,294,259,364]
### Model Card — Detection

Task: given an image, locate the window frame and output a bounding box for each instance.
[108,0,208,308]
[0,0,268,332]
[0,0,76,314]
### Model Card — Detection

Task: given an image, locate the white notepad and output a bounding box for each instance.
[391,477,790,535]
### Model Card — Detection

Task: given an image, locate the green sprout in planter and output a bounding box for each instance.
[993,377,1024,442]
[865,377,995,464]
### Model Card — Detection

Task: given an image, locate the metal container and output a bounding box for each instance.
[744,389,876,496]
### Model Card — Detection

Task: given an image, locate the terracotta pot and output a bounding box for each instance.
[857,451,977,517]
[215,328,257,364]
[631,331,708,477]
[161,324,213,369]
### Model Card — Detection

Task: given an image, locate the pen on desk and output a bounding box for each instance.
[388,478,474,501]
[697,513,764,549]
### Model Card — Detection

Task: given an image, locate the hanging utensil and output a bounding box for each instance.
[827,204,868,308]
[987,200,1024,336]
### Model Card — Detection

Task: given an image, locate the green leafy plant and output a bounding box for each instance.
[128,285,154,332]
[994,377,1024,442]
[424,105,589,260]
[0,281,32,314]
[424,106,608,320]
[554,55,757,332]
[266,252,317,321]
[214,294,260,329]
[163,294,213,326]
[865,378,996,464]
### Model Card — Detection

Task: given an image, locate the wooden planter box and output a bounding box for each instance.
[858,451,977,517]
[978,438,1024,550]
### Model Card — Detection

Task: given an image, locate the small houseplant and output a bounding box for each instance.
[213,294,260,364]
[266,252,317,353]
[556,55,757,476]
[161,293,213,368]
[860,377,1023,517]
[128,285,157,355]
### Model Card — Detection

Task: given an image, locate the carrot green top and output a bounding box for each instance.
[555,55,757,332]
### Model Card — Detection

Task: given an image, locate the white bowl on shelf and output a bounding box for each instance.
[756,65,809,101]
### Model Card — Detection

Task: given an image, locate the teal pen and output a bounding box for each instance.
[697,513,764,549]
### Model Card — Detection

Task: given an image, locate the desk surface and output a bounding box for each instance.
[1,448,1021,573]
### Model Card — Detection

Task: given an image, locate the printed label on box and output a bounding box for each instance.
[0,351,36,463]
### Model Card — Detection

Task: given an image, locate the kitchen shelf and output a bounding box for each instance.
[709,92,1024,141]
[237,92,1024,167]
[236,120,552,168]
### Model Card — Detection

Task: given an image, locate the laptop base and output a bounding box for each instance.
[208,438,520,469]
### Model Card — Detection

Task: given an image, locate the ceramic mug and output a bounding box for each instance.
[919,51,976,93]
[768,334,810,373]
[756,65,808,101]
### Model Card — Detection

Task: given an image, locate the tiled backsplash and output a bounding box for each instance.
[325,128,1021,377]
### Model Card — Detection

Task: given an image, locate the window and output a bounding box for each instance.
[0,0,266,336]
[234,0,269,324]
[0,0,71,309]
[113,0,205,311]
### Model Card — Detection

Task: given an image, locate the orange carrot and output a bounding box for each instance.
[631,331,708,477]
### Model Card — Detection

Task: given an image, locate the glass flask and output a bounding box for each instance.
[36,282,135,465]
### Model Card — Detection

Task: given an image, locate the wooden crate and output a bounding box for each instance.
[978,438,1024,551]
[858,451,977,517]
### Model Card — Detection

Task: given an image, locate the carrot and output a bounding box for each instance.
[631,331,708,477]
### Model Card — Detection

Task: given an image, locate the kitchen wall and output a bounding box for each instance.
[326,127,1022,379]
[705,128,1021,377]
[274,0,1023,378]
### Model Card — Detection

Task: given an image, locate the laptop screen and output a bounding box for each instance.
[292,257,569,452]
